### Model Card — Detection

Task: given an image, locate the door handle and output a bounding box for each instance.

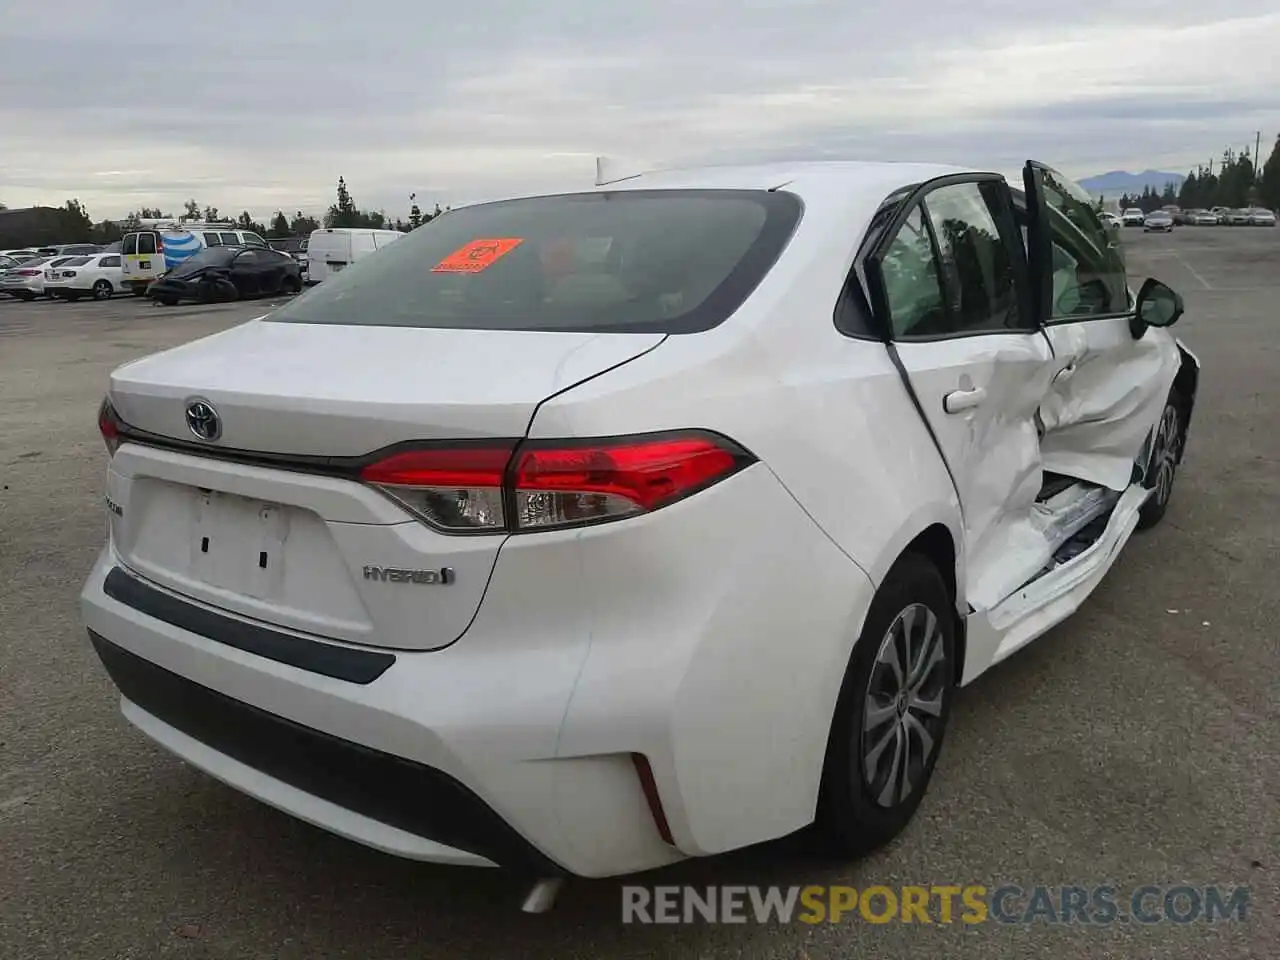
[1053,363,1077,384]
[943,387,986,413]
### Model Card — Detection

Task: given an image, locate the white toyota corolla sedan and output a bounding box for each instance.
[81,160,1199,903]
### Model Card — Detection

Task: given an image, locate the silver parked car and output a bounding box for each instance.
[1246,208,1277,226]
[1143,209,1175,232]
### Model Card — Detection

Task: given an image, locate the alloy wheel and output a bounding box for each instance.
[1151,404,1181,507]
[861,603,947,808]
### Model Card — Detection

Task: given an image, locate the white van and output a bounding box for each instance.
[305,228,405,284]
[120,220,270,295]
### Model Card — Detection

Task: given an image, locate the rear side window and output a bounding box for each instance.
[203,233,222,246]
[219,232,240,245]
[100,255,121,267]
[242,232,267,247]
[62,256,92,267]
[268,189,802,334]
[137,233,157,255]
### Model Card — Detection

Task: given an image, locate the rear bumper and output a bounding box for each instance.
[89,629,557,872]
[80,464,875,877]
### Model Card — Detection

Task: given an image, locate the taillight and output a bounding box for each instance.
[512,434,745,530]
[17,269,39,276]
[359,443,515,532]
[358,431,753,534]
[98,397,121,456]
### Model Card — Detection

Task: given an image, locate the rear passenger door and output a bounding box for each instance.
[866,176,1057,606]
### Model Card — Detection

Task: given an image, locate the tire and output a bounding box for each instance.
[814,552,956,858]
[92,279,113,300]
[1137,391,1185,530]
[157,295,179,307]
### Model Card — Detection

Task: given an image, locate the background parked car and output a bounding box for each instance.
[1226,209,1252,225]
[147,245,303,305]
[0,255,76,299]
[1143,209,1174,232]
[1247,207,1277,226]
[121,221,271,295]
[36,243,102,257]
[1121,207,1146,226]
[305,227,405,284]
[44,253,127,301]
[1187,209,1220,225]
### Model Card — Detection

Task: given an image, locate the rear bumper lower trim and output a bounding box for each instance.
[88,630,567,875]
[103,566,395,684]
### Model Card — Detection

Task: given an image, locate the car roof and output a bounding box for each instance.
[591,160,970,201]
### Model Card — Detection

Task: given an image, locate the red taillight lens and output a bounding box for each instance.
[359,443,515,532]
[17,269,39,276]
[358,432,752,535]
[513,435,743,530]
[98,398,121,456]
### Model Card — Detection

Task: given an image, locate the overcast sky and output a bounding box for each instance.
[2,1,1278,222]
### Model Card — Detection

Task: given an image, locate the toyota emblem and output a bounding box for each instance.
[184,398,222,442]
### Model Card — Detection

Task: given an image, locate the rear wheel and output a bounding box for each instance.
[1137,392,1184,530]
[815,552,955,858]
[92,279,113,300]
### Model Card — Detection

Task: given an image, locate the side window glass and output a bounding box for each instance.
[123,235,138,255]
[137,233,156,255]
[100,256,121,267]
[1038,166,1127,319]
[219,232,240,245]
[204,233,222,246]
[921,182,1022,333]
[243,233,267,247]
[880,206,948,338]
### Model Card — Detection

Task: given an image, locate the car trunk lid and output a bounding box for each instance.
[105,319,664,650]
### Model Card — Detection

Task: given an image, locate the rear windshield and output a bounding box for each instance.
[267,189,802,334]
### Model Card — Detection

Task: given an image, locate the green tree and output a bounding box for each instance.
[56,199,94,242]
[268,211,291,237]
[183,199,201,220]
[1161,181,1177,203]
[235,210,267,235]
[1260,134,1280,209]
[326,176,360,228]
[203,205,221,223]
[408,193,423,229]
[91,219,123,244]
[289,211,320,235]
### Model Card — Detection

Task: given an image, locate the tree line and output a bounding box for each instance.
[1119,136,1280,213]
[0,176,446,248]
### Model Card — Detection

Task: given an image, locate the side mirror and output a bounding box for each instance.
[1130,278,1183,337]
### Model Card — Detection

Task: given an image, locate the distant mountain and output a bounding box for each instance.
[1078,170,1185,199]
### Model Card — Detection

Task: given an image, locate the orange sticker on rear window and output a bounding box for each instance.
[432,238,524,274]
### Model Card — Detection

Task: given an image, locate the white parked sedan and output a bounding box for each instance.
[81,159,1199,905]
[0,255,75,299]
[45,252,128,301]
[1247,208,1277,226]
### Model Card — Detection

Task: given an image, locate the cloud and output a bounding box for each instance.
[1,0,1277,220]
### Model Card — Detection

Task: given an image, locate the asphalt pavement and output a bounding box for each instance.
[1,230,1276,959]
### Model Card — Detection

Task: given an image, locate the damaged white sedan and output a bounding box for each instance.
[81,158,1198,899]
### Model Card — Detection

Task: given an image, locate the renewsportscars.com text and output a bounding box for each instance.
[621,884,1251,925]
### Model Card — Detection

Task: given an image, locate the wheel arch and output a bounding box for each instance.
[900,523,966,687]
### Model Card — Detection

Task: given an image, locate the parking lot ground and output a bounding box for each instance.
[1,230,1277,959]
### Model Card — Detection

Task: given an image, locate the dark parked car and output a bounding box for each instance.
[146,246,303,305]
